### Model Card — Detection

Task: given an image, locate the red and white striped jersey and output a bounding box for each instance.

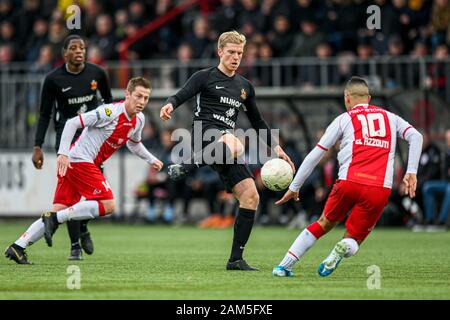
[316,104,414,188]
[67,102,145,166]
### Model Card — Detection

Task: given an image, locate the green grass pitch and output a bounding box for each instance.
[1,221,449,299]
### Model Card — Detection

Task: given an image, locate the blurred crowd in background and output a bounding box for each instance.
[0,0,448,229]
[1,0,449,66]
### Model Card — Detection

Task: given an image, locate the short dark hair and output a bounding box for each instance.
[127,77,151,93]
[62,35,84,51]
[346,76,368,88]
[345,76,370,96]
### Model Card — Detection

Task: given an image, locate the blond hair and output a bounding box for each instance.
[127,77,151,93]
[218,31,246,50]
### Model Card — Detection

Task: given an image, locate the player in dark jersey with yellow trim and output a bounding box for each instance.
[31,35,112,261]
[161,31,295,271]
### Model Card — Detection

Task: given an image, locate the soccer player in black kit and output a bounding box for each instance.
[29,35,112,261]
[160,31,295,270]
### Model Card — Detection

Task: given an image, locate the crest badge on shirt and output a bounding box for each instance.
[90,80,98,91]
[240,88,247,100]
[127,128,134,138]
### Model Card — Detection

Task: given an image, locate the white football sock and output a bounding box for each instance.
[57,201,100,223]
[15,218,45,248]
[279,228,318,271]
[340,238,359,258]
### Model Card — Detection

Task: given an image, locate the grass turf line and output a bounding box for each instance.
[1,222,449,299]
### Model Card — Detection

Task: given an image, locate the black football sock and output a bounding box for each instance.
[67,220,81,248]
[80,219,89,233]
[229,208,256,262]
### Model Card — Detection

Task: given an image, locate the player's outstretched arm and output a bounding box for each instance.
[57,117,83,158]
[33,77,56,169]
[161,69,209,121]
[126,140,163,171]
[397,117,423,198]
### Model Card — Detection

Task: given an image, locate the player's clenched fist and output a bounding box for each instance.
[32,146,44,169]
[160,103,173,121]
[151,159,164,171]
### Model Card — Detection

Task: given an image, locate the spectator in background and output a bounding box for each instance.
[0,0,14,24]
[290,0,324,28]
[186,15,215,59]
[155,0,183,57]
[128,0,149,26]
[238,41,259,81]
[87,44,106,66]
[385,35,407,88]
[300,42,339,88]
[412,131,443,230]
[171,42,196,87]
[335,51,356,84]
[289,20,325,58]
[187,167,230,228]
[212,0,241,35]
[379,0,414,51]
[267,15,293,58]
[429,0,450,49]
[91,14,117,60]
[145,128,180,224]
[82,0,105,38]
[260,0,289,33]
[114,9,128,41]
[30,44,54,74]
[428,43,449,99]
[0,43,14,66]
[410,39,429,86]
[24,18,49,62]
[421,129,450,231]
[257,42,274,86]
[323,0,366,52]
[0,20,17,55]
[123,22,147,60]
[238,0,264,33]
[14,0,40,48]
[47,18,68,64]
[355,39,374,78]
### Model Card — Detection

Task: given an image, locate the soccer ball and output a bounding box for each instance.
[260,158,294,192]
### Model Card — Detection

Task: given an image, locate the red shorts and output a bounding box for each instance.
[53,162,114,206]
[323,180,391,242]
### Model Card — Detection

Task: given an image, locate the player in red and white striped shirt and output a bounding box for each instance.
[5,77,163,264]
[273,77,423,277]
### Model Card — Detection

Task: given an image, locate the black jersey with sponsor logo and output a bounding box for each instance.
[34,62,112,150]
[166,67,271,136]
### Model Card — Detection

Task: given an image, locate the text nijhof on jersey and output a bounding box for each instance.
[220,96,242,108]
[68,94,95,105]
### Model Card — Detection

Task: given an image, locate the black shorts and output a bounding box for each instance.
[195,125,254,192]
[212,163,254,192]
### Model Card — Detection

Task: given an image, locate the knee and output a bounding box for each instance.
[240,190,260,210]
[102,200,115,215]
